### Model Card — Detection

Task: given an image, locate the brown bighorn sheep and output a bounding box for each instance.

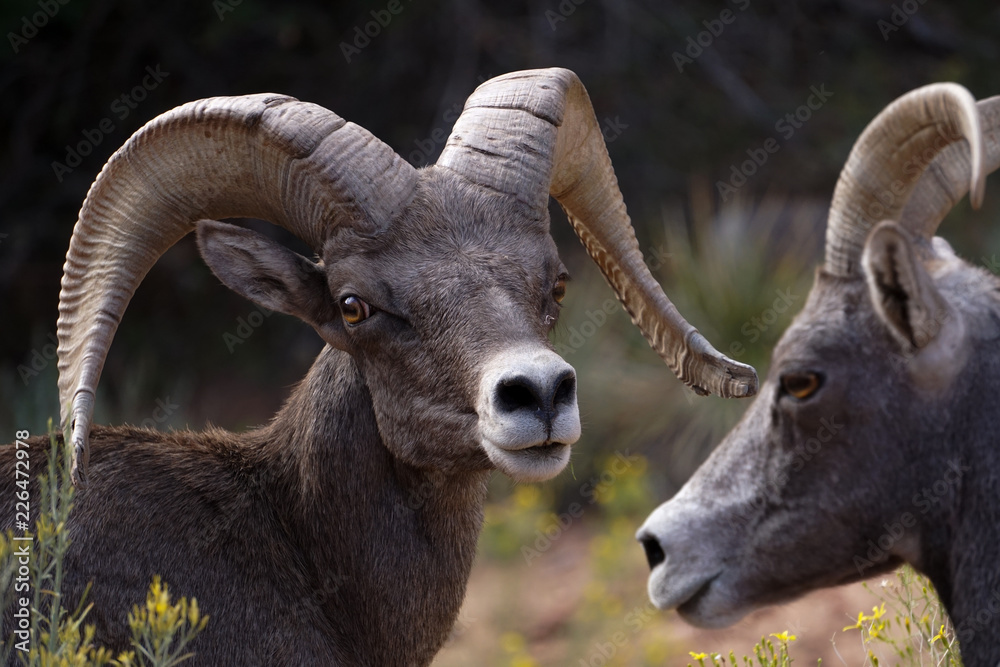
[2,69,756,664]
[637,84,1000,665]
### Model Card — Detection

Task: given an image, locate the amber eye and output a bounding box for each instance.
[552,276,567,304]
[780,372,822,400]
[340,295,371,325]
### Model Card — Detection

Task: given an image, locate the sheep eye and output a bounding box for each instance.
[340,295,371,325]
[552,276,568,304]
[780,372,822,400]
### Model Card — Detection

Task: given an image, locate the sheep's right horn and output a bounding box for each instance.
[824,83,985,277]
[439,68,757,399]
[58,94,417,487]
[900,96,1000,239]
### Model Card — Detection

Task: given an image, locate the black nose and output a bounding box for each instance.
[640,535,666,570]
[495,369,576,426]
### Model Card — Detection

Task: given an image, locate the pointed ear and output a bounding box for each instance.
[862,221,949,350]
[196,220,342,341]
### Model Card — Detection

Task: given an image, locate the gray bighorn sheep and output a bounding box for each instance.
[637,83,1000,665]
[3,69,756,665]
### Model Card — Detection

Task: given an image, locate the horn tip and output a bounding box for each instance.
[70,422,90,489]
[686,355,759,399]
[970,159,987,211]
[722,360,759,398]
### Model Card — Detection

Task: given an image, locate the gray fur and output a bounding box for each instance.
[638,225,1000,665]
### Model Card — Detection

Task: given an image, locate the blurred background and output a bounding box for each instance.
[2,0,999,663]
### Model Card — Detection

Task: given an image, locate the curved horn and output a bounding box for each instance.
[59,94,417,486]
[824,83,985,276]
[900,96,1000,238]
[437,68,757,400]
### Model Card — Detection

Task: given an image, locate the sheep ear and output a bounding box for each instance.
[196,220,342,341]
[862,221,949,350]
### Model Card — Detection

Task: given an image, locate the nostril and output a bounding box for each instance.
[496,377,541,414]
[640,536,666,570]
[492,367,576,424]
[552,371,575,407]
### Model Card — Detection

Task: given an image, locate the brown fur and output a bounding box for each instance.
[3,166,573,665]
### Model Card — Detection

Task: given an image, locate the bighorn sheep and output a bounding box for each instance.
[637,83,1000,665]
[2,69,756,664]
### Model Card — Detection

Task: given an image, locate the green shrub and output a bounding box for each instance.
[841,567,960,666]
[2,421,208,666]
[687,632,801,667]
[684,566,959,666]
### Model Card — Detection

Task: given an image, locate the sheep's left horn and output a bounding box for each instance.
[438,68,757,399]
[824,83,985,277]
[900,95,1000,239]
[58,94,417,487]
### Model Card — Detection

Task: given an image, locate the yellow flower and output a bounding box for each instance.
[689,652,708,660]
[601,596,623,617]
[514,486,540,509]
[843,611,865,631]
[188,598,201,626]
[931,624,947,643]
[770,631,797,642]
[642,636,669,663]
[501,632,526,654]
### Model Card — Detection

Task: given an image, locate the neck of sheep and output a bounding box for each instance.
[911,380,1000,666]
[925,473,1000,665]
[257,345,489,665]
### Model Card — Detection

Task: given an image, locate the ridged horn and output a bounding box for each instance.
[437,68,757,400]
[824,83,985,277]
[58,93,417,487]
[900,96,1000,238]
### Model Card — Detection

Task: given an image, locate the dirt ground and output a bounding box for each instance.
[434,521,878,666]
